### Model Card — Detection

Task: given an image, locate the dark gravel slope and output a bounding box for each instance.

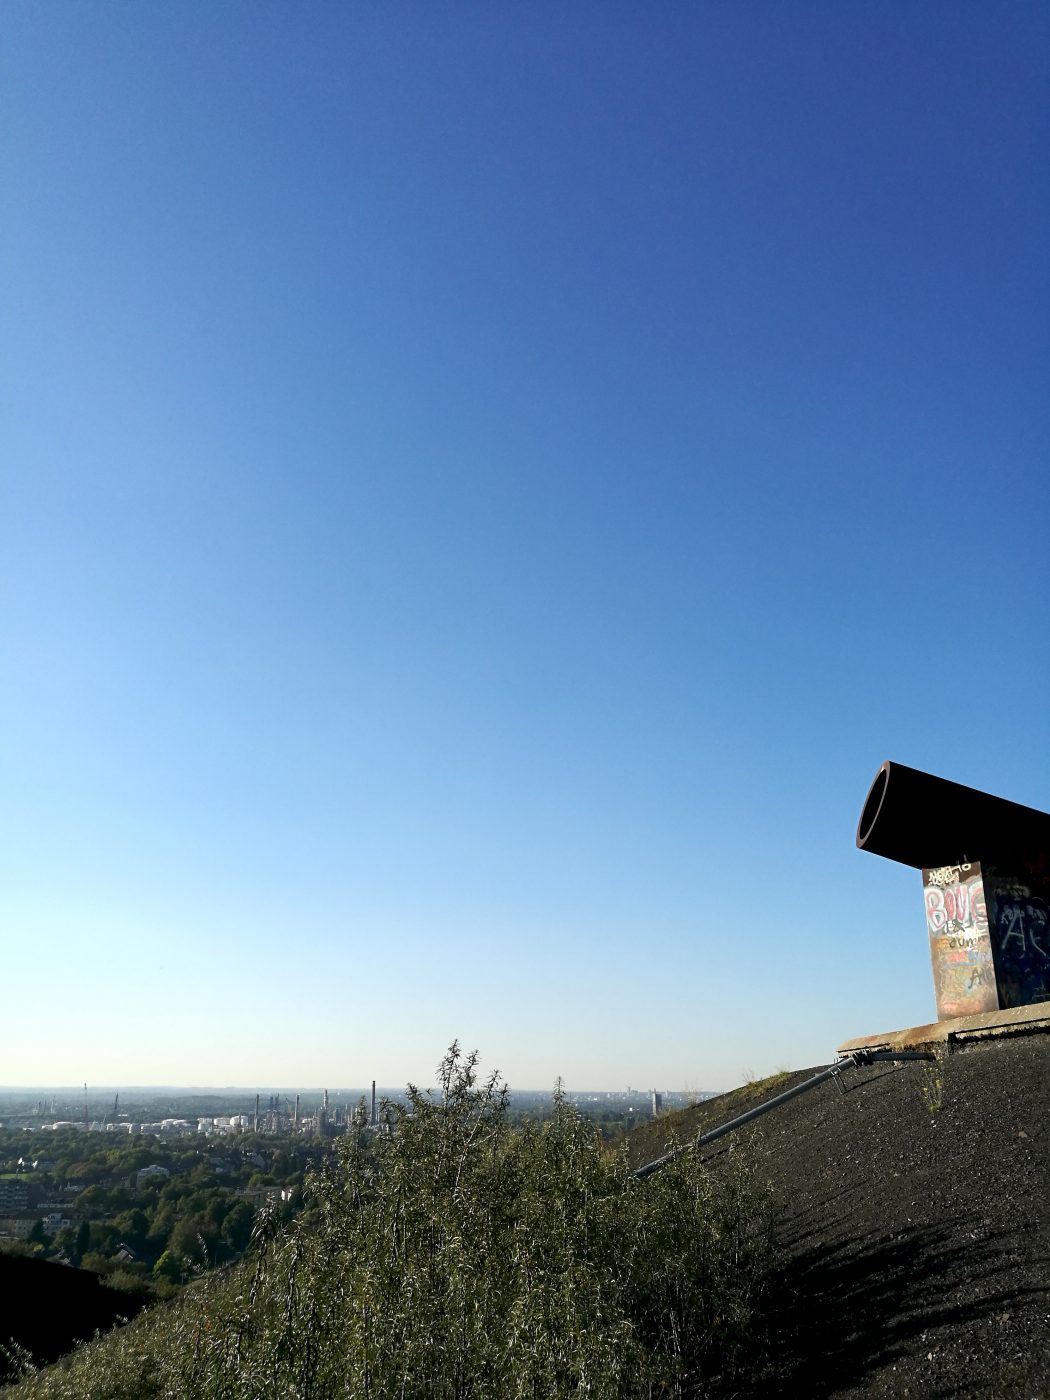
[630,1034,1050,1399]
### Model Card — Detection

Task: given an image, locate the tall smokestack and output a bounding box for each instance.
[254,1093,260,1133]
[294,1094,299,1128]
[371,1080,377,1126]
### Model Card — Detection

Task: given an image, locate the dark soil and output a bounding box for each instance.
[0,1255,150,1382]
[628,1033,1050,1399]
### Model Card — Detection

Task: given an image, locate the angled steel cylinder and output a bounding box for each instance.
[855,760,1050,871]
[856,761,1050,1019]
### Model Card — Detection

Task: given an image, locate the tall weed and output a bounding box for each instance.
[9,1044,771,1399]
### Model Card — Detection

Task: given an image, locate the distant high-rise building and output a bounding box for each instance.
[650,1090,662,1117]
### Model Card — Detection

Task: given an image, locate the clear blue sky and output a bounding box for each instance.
[3,3,1048,1091]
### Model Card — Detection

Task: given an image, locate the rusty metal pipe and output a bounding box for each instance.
[855,761,1050,872]
[633,1050,933,1181]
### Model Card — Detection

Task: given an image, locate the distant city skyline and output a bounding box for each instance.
[0,1083,713,1099]
[3,5,1048,1090]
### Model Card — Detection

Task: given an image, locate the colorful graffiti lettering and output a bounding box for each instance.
[926,863,974,888]
[926,865,997,1018]
[925,877,987,936]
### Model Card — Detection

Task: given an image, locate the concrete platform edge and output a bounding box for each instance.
[838,1000,1050,1054]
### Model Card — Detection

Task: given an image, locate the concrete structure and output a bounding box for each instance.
[839,1001,1050,1055]
[856,761,1050,1020]
[135,1164,170,1187]
[0,1180,29,1212]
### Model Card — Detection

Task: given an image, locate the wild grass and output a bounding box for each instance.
[920,1048,947,1113]
[7,1044,773,1400]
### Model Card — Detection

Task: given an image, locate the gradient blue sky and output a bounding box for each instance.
[3,3,1048,1091]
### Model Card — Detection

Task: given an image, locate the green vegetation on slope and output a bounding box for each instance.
[6,1045,772,1399]
[622,1067,820,1176]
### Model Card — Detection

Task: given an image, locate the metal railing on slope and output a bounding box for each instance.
[633,1049,935,1180]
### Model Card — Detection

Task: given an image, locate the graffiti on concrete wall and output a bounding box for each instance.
[923,863,997,1019]
[924,860,1050,1017]
[984,865,1050,1009]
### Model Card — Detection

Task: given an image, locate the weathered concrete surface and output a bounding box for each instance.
[838,999,1050,1054]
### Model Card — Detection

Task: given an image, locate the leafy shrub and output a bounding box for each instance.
[9,1045,771,1399]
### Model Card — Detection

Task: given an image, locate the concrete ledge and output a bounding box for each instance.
[838,1000,1050,1054]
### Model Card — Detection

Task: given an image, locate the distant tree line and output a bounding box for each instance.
[0,1129,321,1291]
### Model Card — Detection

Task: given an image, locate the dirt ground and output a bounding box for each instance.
[628,1033,1050,1398]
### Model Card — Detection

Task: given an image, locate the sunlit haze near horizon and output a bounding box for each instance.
[3,4,1048,1093]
